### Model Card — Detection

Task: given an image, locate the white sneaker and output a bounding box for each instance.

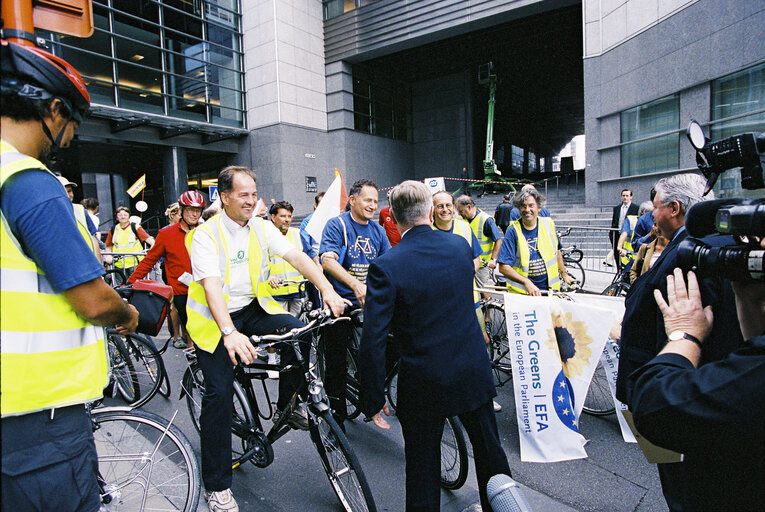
[493,400,502,412]
[205,488,238,512]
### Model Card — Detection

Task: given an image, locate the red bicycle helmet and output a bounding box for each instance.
[1,40,90,123]
[178,190,206,208]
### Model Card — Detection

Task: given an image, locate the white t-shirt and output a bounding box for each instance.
[190,210,294,312]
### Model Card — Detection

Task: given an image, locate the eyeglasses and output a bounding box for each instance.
[434,204,453,210]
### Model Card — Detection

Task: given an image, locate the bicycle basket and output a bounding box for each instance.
[117,280,173,336]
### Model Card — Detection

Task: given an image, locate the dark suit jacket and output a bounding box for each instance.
[611,203,639,244]
[358,224,495,419]
[616,228,744,404]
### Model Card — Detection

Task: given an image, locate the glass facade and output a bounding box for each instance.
[710,62,765,140]
[620,94,679,176]
[323,0,359,20]
[39,0,245,128]
[352,66,411,142]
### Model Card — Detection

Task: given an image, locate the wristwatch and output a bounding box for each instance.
[221,326,236,337]
[667,330,702,347]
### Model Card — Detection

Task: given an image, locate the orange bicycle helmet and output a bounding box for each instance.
[1,40,90,123]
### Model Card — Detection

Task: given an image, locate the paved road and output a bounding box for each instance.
[128,322,668,512]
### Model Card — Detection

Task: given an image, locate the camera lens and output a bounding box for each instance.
[677,238,764,281]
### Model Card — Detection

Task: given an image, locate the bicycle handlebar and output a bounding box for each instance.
[248,308,352,349]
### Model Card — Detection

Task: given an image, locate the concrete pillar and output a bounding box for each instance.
[163,146,188,205]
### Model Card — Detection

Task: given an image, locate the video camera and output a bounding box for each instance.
[676,120,765,282]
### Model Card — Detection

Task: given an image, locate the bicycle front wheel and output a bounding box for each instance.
[484,303,512,374]
[345,349,362,420]
[582,360,616,416]
[112,333,164,408]
[440,416,468,490]
[309,409,377,512]
[93,408,201,512]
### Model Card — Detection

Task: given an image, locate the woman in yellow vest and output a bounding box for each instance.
[105,205,155,275]
[496,189,575,295]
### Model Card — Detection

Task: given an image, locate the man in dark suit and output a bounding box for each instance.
[611,188,639,265]
[358,180,513,512]
[616,173,743,511]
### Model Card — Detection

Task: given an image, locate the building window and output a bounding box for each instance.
[620,94,679,176]
[710,62,765,140]
[352,66,411,142]
[510,145,523,174]
[39,0,245,129]
[323,0,358,20]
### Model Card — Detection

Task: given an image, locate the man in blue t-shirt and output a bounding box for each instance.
[320,179,390,427]
[497,189,574,295]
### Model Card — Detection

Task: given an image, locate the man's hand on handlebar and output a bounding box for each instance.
[268,276,282,289]
[323,289,352,318]
[223,330,261,366]
[114,303,139,335]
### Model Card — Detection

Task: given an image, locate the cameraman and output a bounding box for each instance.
[630,260,765,512]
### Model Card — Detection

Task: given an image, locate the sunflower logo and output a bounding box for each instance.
[545,310,594,379]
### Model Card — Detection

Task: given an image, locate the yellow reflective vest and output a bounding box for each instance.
[111,222,144,268]
[467,209,496,262]
[185,214,286,353]
[268,227,302,296]
[506,217,561,294]
[1,140,108,417]
[620,214,638,265]
[72,203,96,254]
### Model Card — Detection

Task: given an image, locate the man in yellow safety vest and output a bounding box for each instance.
[497,188,575,295]
[1,39,138,512]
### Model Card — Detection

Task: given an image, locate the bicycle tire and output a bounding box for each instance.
[564,260,586,288]
[158,370,171,398]
[118,333,164,408]
[440,416,468,490]
[565,248,584,263]
[108,335,140,403]
[582,360,616,416]
[103,268,126,288]
[484,304,512,374]
[384,365,398,413]
[183,362,258,466]
[308,409,377,512]
[93,408,201,512]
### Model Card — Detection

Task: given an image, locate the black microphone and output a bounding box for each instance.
[487,474,532,512]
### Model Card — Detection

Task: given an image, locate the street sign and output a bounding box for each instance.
[209,186,218,201]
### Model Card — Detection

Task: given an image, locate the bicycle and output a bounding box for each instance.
[601,251,635,297]
[383,360,469,490]
[102,251,146,287]
[90,404,201,511]
[180,310,377,512]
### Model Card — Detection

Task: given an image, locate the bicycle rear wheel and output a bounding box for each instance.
[108,335,139,403]
[582,360,616,416]
[309,409,377,512]
[484,304,512,374]
[93,408,200,512]
[182,362,258,466]
[440,416,468,490]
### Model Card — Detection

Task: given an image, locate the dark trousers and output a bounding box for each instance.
[323,317,355,421]
[2,405,100,512]
[194,299,306,491]
[398,400,511,511]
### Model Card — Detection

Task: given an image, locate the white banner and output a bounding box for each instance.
[571,293,635,443]
[503,294,588,462]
